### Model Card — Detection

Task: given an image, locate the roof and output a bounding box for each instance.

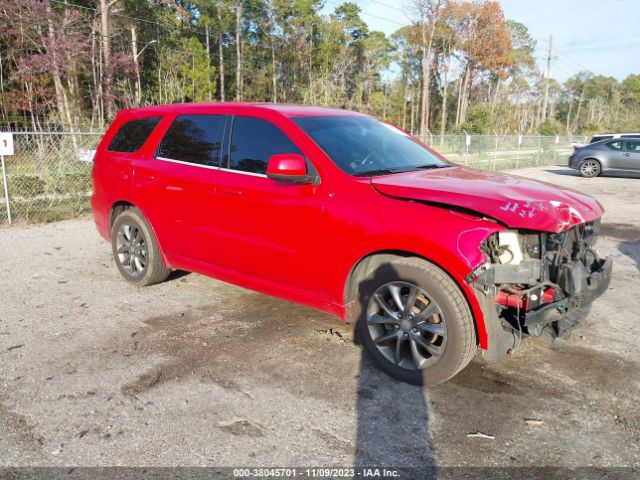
[118,102,365,118]
[592,133,640,136]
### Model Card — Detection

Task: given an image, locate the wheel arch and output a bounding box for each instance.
[342,249,488,349]
[109,200,135,232]
[109,200,171,268]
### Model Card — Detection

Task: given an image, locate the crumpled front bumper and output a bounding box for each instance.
[540,255,612,337]
[586,256,613,299]
[476,255,612,362]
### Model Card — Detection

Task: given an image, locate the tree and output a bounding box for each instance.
[433,0,460,136]
[453,1,512,126]
[408,0,443,136]
[0,0,638,135]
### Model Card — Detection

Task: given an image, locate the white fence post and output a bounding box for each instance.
[0,132,14,224]
[463,130,470,166]
[517,134,522,169]
[1,154,10,224]
[493,130,499,171]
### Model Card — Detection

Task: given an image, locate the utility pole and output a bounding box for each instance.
[541,34,553,122]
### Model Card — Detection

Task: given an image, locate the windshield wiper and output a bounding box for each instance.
[352,168,401,177]
[409,164,451,170]
[353,164,451,177]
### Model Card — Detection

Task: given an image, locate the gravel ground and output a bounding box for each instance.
[0,166,639,473]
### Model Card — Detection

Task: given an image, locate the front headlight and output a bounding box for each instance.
[496,231,523,265]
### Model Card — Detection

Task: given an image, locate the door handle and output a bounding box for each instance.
[623,152,630,156]
[219,188,243,196]
[166,185,183,191]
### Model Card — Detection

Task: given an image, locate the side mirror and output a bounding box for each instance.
[266,154,312,183]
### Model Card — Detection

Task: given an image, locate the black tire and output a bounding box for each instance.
[111,207,171,286]
[578,159,601,178]
[355,256,476,386]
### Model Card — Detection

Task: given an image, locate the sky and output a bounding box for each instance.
[322,0,640,83]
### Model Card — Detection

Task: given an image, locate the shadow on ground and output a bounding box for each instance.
[601,223,640,272]
[353,264,435,478]
[544,168,640,179]
[355,353,435,478]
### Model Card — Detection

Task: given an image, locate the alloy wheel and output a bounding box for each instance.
[580,160,599,177]
[115,222,148,277]
[366,281,447,371]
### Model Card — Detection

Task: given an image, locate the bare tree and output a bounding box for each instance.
[99,0,118,120]
[217,1,226,101]
[408,0,442,136]
[235,2,243,101]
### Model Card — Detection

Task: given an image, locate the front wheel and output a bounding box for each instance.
[111,208,171,286]
[579,159,601,177]
[356,257,476,386]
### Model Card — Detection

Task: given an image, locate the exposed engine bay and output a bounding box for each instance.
[468,219,612,360]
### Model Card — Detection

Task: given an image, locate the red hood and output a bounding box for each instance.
[371,166,604,232]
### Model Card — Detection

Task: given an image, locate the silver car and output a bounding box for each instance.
[569,137,640,177]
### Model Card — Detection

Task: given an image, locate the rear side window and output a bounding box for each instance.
[228,116,301,175]
[157,115,227,167]
[606,141,622,151]
[108,117,161,153]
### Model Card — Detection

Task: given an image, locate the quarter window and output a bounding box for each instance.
[228,116,301,175]
[108,117,161,153]
[157,115,227,167]
[606,141,622,151]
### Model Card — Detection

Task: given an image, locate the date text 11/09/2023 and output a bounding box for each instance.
[232,468,402,478]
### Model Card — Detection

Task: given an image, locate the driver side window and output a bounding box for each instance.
[626,140,640,152]
[227,117,301,175]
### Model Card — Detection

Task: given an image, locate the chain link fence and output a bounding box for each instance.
[0,131,581,225]
[0,132,102,224]
[414,133,583,171]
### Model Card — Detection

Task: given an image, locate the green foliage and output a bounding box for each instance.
[9,175,46,197]
[51,172,93,195]
[0,0,638,136]
[539,119,558,135]
[461,104,493,134]
[179,37,216,102]
[622,74,640,109]
[584,122,603,134]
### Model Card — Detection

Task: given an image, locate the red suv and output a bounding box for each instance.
[92,103,612,385]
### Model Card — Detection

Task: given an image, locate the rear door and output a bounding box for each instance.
[133,114,230,265]
[622,139,640,170]
[97,116,162,223]
[213,115,324,293]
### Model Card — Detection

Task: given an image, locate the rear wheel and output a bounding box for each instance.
[355,257,476,386]
[111,208,171,286]
[579,159,601,177]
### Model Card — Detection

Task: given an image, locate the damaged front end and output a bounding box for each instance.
[468,219,612,361]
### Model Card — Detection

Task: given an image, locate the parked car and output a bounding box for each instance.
[92,103,612,385]
[572,133,640,149]
[569,137,640,177]
[589,133,640,143]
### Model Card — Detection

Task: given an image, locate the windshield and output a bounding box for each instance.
[292,115,449,176]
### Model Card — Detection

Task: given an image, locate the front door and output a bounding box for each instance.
[622,139,640,171]
[213,115,325,294]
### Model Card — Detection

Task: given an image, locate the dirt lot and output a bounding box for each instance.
[1,166,639,473]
